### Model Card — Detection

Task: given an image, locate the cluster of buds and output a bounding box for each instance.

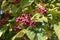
[14,26,21,31]
[37,3,47,15]
[38,8,47,14]
[16,13,36,27]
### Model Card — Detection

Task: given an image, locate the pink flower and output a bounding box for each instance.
[22,19,26,24]
[16,13,36,27]
[26,19,30,22]
[30,20,36,26]
[14,26,21,31]
[38,8,47,14]
[22,13,31,19]
[16,17,22,23]
[38,8,43,13]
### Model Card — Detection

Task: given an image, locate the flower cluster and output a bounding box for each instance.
[38,8,47,14]
[16,13,36,26]
[14,26,21,31]
[37,3,47,14]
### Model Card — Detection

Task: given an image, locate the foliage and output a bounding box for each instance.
[0,0,60,40]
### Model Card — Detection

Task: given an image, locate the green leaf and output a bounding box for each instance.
[34,0,40,3]
[31,13,42,22]
[8,17,15,22]
[1,0,6,7]
[37,33,47,40]
[12,29,27,40]
[51,0,56,3]
[8,0,15,2]
[11,5,21,14]
[48,8,60,15]
[56,3,60,6]
[26,30,35,40]
[26,28,48,40]
[31,13,48,22]
[0,26,8,37]
[34,28,48,40]
[1,0,12,10]
[20,0,34,8]
[11,0,34,14]
[54,22,60,40]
